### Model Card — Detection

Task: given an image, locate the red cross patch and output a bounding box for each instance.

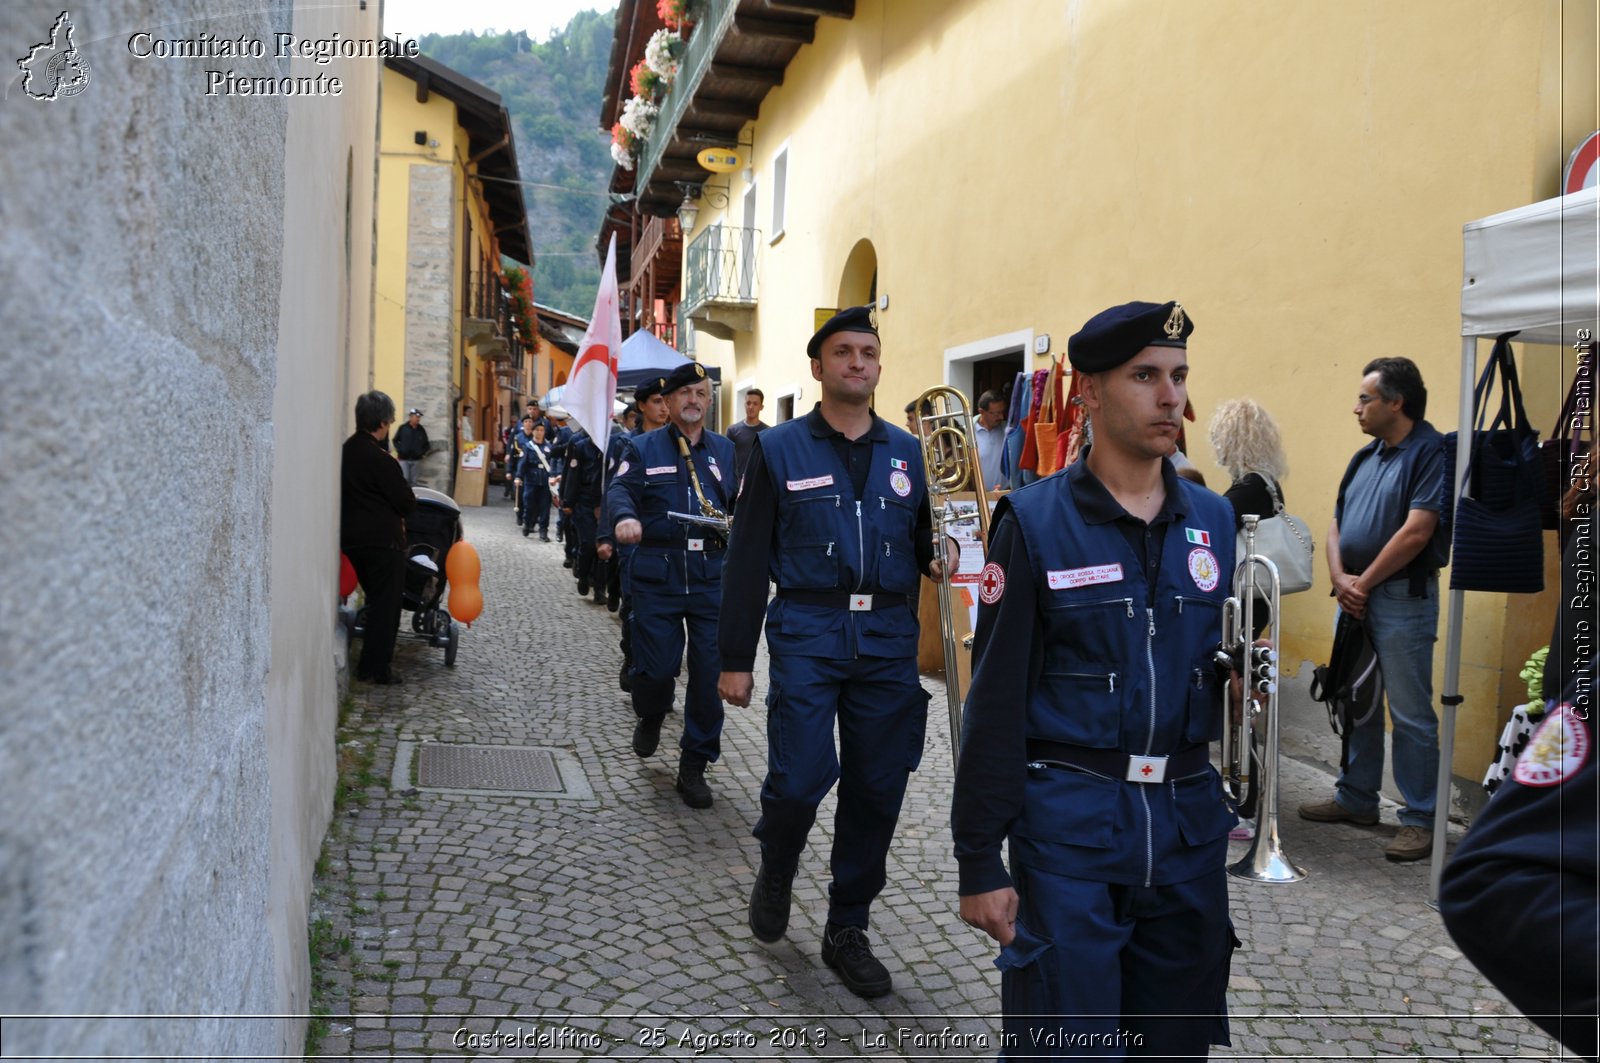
[1139,763,1155,777]
[978,562,1005,604]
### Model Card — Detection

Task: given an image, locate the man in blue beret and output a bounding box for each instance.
[719,305,953,999]
[953,301,1243,1055]
[600,376,673,690]
[607,359,736,808]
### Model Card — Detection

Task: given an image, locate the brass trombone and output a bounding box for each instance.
[1214,514,1306,884]
[912,385,992,766]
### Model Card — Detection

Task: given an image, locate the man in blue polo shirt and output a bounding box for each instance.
[1299,356,1448,862]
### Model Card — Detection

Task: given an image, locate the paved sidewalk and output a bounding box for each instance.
[310,499,1565,1060]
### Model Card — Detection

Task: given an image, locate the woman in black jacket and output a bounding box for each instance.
[341,390,416,684]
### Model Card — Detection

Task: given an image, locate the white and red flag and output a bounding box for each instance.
[565,233,621,445]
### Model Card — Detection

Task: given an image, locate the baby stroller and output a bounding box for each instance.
[403,487,465,666]
[351,486,464,667]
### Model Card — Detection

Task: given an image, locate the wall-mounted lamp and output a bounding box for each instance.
[675,181,730,233]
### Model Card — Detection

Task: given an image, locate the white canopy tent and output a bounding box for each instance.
[1433,186,1600,899]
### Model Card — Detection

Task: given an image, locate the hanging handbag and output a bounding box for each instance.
[1449,334,1544,594]
[1238,476,1315,594]
[1033,359,1062,476]
[1539,351,1594,529]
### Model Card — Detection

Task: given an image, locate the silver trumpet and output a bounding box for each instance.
[1214,514,1307,884]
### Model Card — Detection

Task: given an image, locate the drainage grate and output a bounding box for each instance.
[417,744,565,793]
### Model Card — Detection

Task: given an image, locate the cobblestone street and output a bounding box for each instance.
[310,498,1567,1060]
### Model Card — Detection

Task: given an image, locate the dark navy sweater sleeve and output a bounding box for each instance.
[718,436,776,672]
[1440,699,1598,1061]
[951,508,1044,896]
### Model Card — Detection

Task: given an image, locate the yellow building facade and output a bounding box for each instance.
[375,56,530,491]
[617,0,1598,791]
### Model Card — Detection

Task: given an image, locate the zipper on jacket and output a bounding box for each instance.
[854,500,865,591]
[1058,597,1136,618]
[1142,605,1158,887]
[1056,670,1118,693]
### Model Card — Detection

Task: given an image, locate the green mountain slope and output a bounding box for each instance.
[418,10,615,318]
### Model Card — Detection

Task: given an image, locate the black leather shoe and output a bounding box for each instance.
[822,923,892,998]
[748,862,796,943]
[592,589,607,605]
[577,576,590,596]
[540,532,550,542]
[675,754,712,809]
[632,714,665,757]
[363,672,404,687]
[562,557,573,568]
[618,663,632,693]
[607,591,620,612]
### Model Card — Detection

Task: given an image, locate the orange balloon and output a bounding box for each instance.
[448,583,483,626]
[445,540,481,586]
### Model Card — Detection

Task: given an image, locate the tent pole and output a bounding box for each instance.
[1429,335,1479,906]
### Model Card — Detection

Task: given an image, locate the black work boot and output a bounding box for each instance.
[631,714,665,757]
[674,753,712,809]
[748,861,796,943]
[822,922,892,998]
[576,575,591,596]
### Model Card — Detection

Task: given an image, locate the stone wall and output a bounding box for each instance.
[0,0,376,1053]
[404,164,458,489]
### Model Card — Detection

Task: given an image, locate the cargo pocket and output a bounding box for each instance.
[1174,772,1237,846]
[631,550,671,587]
[995,919,1055,1020]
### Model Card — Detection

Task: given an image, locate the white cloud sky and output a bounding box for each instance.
[382,0,614,43]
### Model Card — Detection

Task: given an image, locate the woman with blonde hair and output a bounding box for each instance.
[1206,397,1291,838]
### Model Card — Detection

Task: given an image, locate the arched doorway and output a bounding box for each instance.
[837,238,877,309]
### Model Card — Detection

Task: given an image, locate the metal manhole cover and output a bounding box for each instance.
[417,744,565,792]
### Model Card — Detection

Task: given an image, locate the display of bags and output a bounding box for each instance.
[1449,333,1544,593]
[1238,476,1315,594]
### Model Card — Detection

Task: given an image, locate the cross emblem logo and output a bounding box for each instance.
[1140,764,1154,777]
[978,561,1006,604]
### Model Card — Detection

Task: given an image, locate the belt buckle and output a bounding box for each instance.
[1126,755,1167,784]
[849,593,873,611]
[687,538,705,552]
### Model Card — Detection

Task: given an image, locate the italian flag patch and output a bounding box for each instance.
[890,458,908,470]
[1186,528,1211,546]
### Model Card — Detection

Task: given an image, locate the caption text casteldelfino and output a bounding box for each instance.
[126,32,419,96]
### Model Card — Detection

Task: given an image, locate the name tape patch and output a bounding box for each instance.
[1047,563,1124,590]
[645,465,677,476]
[786,474,835,491]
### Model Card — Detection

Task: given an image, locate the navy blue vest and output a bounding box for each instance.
[606,425,735,596]
[1003,471,1238,885]
[758,415,926,658]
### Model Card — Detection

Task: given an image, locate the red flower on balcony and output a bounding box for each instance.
[657,0,694,31]
[629,59,663,100]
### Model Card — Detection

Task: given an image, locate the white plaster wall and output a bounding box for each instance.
[267,0,382,1052]
[0,0,374,1053]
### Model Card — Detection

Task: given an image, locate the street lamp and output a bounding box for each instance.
[677,193,698,233]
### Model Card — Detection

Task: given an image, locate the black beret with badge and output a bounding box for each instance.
[1067,300,1193,374]
[633,376,668,403]
[661,360,708,395]
[807,305,879,359]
